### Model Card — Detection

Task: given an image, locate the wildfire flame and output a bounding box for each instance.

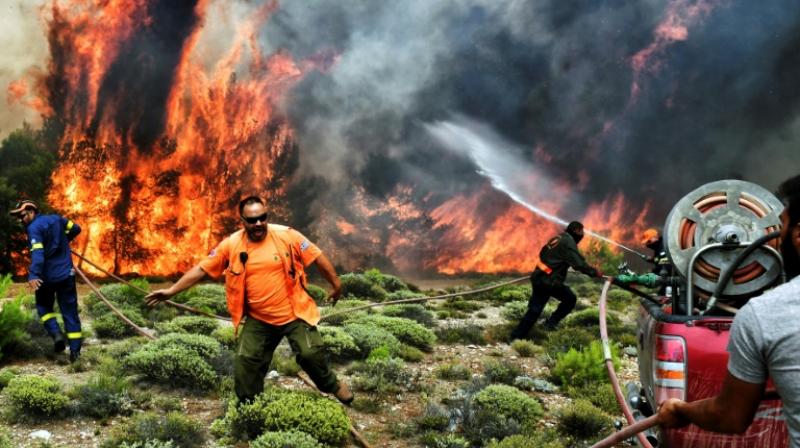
[16,0,653,277]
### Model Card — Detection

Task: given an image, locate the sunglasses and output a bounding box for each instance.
[242,213,267,224]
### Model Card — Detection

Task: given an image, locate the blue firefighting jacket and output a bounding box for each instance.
[26,214,81,283]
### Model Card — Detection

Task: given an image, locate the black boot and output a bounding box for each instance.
[53,333,66,353]
[69,351,80,364]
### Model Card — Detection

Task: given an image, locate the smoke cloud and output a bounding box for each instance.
[265,0,800,223]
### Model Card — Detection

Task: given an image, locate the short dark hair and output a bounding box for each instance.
[238,195,265,216]
[566,221,584,233]
[777,174,800,226]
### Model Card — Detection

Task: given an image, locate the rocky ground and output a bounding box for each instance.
[0,277,642,448]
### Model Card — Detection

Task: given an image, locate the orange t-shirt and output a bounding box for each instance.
[199,226,322,325]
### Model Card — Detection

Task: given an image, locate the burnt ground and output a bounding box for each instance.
[0,278,641,448]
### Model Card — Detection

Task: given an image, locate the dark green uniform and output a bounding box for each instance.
[511,232,598,339]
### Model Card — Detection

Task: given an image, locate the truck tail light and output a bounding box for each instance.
[654,335,687,402]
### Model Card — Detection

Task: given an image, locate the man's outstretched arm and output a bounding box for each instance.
[312,253,342,304]
[145,265,208,305]
[657,371,764,434]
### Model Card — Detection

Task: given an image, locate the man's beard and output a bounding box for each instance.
[246,226,267,242]
[781,235,800,280]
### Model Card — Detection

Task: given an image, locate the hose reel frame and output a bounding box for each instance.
[663,180,784,303]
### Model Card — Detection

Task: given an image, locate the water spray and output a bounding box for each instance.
[426,119,648,259]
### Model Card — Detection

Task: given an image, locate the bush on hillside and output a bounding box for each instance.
[3,374,69,419]
[0,276,34,361]
[435,324,487,345]
[350,354,413,393]
[556,399,613,439]
[304,284,328,305]
[318,326,359,360]
[155,316,218,335]
[551,341,618,387]
[251,431,322,448]
[500,301,528,322]
[123,334,221,391]
[71,373,133,419]
[101,411,204,448]
[211,387,350,445]
[342,322,402,357]
[379,303,435,326]
[319,299,370,326]
[346,314,436,351]
[92,307,148,339]
[339,273,387,301]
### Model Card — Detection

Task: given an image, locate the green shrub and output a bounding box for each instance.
[486,432,564,448]
[342,322,402,357]
[304,284,328,305]
[436,362,471,381]
[556,399,613,439]
[270,352,301,376]
[485,323,519,343]
[251,431,323,448]
[4,375,69,419]
[339,273,387,301]
[500,301,528,322]
[102,411,204,448]
[510,339,540,357]
[0,425,11,448]
[123,334,221,391]
[419,432,470,448]
[351,395,384,413]
[346,314,436,351]
[398,344,424,362]
[351,356,412,393]
[71,373,132,419]
[574,282,602,299]
[211,326,236,349]
[563,308,620,328]
[0,368,18,390]
[364,268,409,292]
[85,281,149,317]
[155,316,218,335]
[318,326,359,360]
[92,307,148,339]
[0,281,34,361]
[415,402,450,431]
[213,387,350,444]
[472,384,543,427]
[551,341,618,387]
[320,299,370,325]
[379,304,435,326]
[607,289,634,302]
[489,285,531,304]
[435,324,487,345]
[148,333,222,359]
[173,284,228,315]
[483,359,523,385]
[543,326,596,358]
[386,289,424,302]
[440,297,483,312]
[568,382,619,415]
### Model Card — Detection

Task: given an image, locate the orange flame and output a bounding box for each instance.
[38,0,314,275]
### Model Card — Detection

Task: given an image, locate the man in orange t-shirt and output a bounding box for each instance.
[146,196,352,404]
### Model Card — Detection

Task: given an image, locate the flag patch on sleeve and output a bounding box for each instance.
[300,240,310,251]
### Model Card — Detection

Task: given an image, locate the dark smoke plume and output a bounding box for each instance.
[265,0,800,227]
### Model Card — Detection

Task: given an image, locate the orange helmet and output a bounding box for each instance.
[641,228,659,246]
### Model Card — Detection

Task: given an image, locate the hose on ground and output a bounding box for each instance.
[320,276,529,321]
[72,251,231,322]
[590,277,657,448]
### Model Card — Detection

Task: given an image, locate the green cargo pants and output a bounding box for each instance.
[235,316,338,402]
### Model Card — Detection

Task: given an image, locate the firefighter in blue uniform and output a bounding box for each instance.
[510,221,601,340]
[10,200,83,362]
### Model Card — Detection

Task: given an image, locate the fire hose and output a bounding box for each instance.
[72,250,231,322]
[320,276,530,321]
[73,264,372,448]
[590,277,657,448]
